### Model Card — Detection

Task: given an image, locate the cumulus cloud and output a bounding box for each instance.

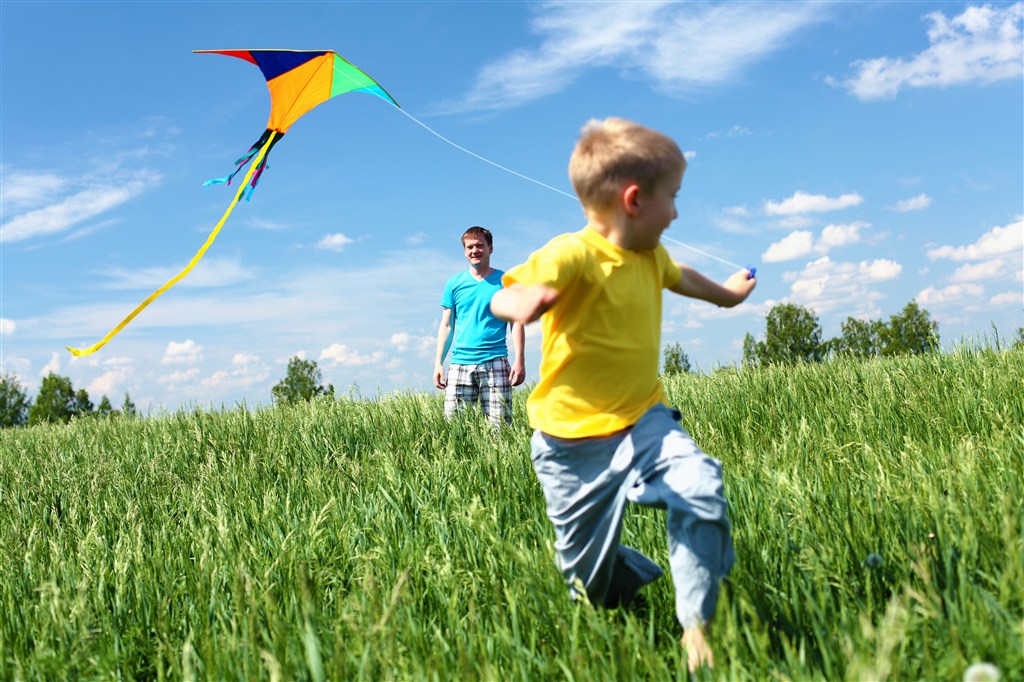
[784,256,901,315]
[836,3,1024,100]
[0,318,14,336]
[389,332,434,354]
[763,231,814,262]
[927,218,1023,261]
[442,1,826,113]
[320,343,385,366]
[162,339,204,365]
[917,283,986,305]
[762,222,868,262]
[990,290,1022,306]
[890,193,932,212]
[232,352,260,366]
[157,368,200,385]
[87,368,129,396]
[951,259,1008,282]
[763,190,863,215]
[316,233,354,252]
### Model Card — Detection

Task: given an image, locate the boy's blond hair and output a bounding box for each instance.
[569,118,686,210]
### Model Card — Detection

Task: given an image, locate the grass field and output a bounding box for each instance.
[1,346,1021,680]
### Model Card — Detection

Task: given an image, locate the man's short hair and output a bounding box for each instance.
[462,225,493,248]
[569,118,685,210]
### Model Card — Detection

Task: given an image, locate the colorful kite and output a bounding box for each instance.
[68,49,399,356]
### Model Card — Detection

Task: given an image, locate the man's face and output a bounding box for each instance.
[463,236,493,268]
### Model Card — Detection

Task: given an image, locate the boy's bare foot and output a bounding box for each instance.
[681,625,714,672]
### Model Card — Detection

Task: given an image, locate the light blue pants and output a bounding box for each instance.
[530,403,735,627]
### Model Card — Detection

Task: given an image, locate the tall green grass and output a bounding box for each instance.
[1,347,1021,680]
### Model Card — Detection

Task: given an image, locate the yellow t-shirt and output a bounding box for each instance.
[503,226,683,438]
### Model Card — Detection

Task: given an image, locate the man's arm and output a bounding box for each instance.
[433,307,454,389]
[508,321,526,386]
[668,264,756,307]
[491,284,559,325]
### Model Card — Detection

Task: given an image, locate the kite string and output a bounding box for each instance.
[66,131,278,357]
[393,107,746,271]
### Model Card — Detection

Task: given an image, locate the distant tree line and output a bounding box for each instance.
[664,298,1023,374]
[0,371,137,429]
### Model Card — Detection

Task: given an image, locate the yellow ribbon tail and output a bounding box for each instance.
[67,131,277,357]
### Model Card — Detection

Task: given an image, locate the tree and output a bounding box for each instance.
[1013,327,1024,350]
[882,300,939,356]
[72,389,93,417]
[743,302,825,366]
[831,317,886,358]
[97,395,115,418]
[121,393,138,418]
[28,373,76,425]
[272,356,330,404]
[662,342,691,375]
[0,372,31,428]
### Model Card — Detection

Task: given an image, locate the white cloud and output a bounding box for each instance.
[87,368,129,396]
[320,343,385,366]
[837,3,1024,100]
[928,218,1023,261]
[0,172,66,211]
[162,339,203,365]
[990,291,1023,306]
[859,258,902,281]
[762,222,868,262]
[951,259,1007,282]
[404,231,429,246]
[316,233,354,252]
[232,352,260,366]
[763,231,814,262]
[1,178,153,243]
[917,283,986,305]
[724,205,750,217]
[98,257,253,289]
[890,193,932,212]
[0,318,14,336]
[763,190,863,215]
[443,1,826,113]
[784,256,899,315]
[40,351,60,376]
[390,332,434,353]
[157,368,200,385]
[684,150,697,161]
[706,125,752,139]
[819,222,866,250]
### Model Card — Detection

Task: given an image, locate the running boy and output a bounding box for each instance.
[490,118,756,671]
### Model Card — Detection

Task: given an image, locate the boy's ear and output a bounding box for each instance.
[622,183,642,216]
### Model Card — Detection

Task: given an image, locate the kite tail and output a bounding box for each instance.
[203,129,283,194]
[67,131,279,357]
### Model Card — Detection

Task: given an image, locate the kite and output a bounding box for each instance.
[67,49,398,356]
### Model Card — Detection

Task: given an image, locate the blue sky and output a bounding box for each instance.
[2,1,1022,413]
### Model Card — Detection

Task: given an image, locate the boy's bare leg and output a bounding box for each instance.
[680,623,714,672]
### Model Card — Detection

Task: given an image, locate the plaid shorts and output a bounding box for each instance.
[444,357,512,426]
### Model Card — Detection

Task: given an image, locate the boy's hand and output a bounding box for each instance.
[723,269,757,304]
[492,284,559,324]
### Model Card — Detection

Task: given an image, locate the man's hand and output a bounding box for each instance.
[433,363,447,390]
[509,359,525,387]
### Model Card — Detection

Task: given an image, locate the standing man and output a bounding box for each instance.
[434,226,526,426]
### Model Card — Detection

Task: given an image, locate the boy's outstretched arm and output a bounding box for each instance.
[491,283,559,325]
[669,264,756,307]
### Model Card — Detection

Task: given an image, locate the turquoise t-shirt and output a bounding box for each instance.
[442,269,509,364]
